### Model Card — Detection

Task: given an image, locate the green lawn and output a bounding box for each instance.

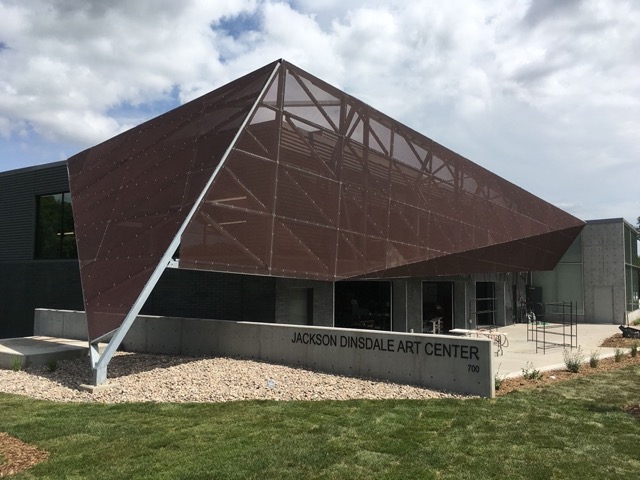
[2,366,639,479]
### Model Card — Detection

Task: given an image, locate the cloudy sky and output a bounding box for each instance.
[0,0,638,224]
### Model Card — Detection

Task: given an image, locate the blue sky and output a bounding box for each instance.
[0,0,639,224]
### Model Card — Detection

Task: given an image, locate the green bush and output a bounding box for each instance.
[589,350,600,368]
[631,343,638,358]
[563,347,585,373]
[614,348,624,362]
[46,360,58,372]
[522,361,542,380]
[11,356,22,371]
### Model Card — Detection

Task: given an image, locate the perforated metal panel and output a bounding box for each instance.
[68,61,278,341]
[69,59,584,342]
[180,61,584,279]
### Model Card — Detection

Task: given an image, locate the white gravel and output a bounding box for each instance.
[0,352,464,403]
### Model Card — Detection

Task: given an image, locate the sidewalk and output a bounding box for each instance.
[491,323,622,378]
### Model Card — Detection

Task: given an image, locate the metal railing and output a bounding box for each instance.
[527,301,578,354]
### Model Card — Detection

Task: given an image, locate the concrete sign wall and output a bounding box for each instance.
[35,309,494,397]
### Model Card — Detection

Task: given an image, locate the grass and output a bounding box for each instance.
[1,366,640,479]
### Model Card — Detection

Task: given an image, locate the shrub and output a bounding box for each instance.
[494,364,504,391]
[589,350,600,368]
[46,360,58,372]
[631,343,638,358]
[522,361,542,380]
[563,347,585,373]
[11,356,22,371]
[614,348,624,362]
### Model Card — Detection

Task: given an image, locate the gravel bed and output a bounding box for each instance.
[0,352,465,403]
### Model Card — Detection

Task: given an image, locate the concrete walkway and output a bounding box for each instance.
[0,336,89,369]
[491,323,623,378]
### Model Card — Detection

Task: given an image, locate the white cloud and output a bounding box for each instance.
[0,0,258,143]
[0,0,638,223]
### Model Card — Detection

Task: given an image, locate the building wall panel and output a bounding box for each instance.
[0,162,69,261]
[583,221,627,323]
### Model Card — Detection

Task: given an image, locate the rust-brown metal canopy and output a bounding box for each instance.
[68,59,584,350]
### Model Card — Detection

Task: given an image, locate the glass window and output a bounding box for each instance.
[35,192,77,259]
[624,224,639,266]
[334,281,392,331]
[560,235,582,263]
[531,232,584,315]
[556,264,584,315]
[626,265,639,312]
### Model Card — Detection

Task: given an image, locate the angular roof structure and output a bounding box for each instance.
[68,59,584,343]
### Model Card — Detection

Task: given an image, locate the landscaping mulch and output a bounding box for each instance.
[0,432,48,478]
[496,333,640,396]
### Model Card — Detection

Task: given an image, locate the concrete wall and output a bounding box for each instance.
[406,279,422,332]
[34,309,494,397]
[453,280,468,329]
[583,222,626,323]
[275,279,334,326]
[34,309,87,339]
[495,280,507,327]
[391,280,407,332]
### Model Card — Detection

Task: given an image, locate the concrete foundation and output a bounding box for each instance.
[34,309,494,397]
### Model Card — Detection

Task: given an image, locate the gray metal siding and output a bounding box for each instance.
[0,162,70,261]
[142,269,276,323]
[0,163,83,338]
[0,261,84,338]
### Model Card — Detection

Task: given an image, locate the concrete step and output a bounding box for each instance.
[0,336,89,370]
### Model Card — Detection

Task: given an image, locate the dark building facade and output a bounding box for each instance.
[0,162,83,338]
[0,163,276,339]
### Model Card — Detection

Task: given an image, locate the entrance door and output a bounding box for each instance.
[476,282,495,326]
[422,282,453,333]
[334,281,392,330]
[290,288,313,325]
[593,286,614,323]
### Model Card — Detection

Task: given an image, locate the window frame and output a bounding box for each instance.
[34,192,77,260]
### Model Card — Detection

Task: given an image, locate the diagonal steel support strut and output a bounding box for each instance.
[88,61,281,385]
